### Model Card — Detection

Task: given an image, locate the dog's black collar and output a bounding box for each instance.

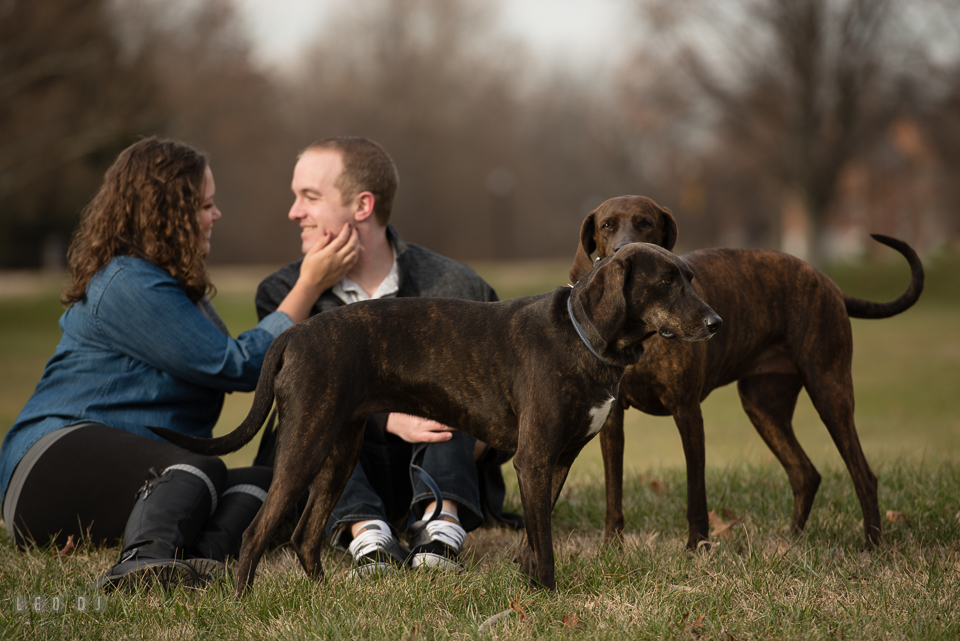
[567,291,620,367]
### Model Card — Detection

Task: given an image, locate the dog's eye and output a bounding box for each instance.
[639,220,652,229]
[600,222,612,230]
[662,276,673,285]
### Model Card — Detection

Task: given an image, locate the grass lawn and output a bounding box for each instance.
[2,463,958,639]
[1,249,958,639]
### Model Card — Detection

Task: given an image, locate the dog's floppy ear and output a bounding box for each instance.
[658,205,678,251]
[576,252,628,346]
[570,211,598,283]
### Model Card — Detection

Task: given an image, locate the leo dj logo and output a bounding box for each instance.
[13,594,109,614]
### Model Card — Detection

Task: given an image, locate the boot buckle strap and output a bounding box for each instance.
[135,467,165,500]
[118,547,139,564]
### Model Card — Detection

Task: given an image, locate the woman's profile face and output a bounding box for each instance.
[198,166,222,256]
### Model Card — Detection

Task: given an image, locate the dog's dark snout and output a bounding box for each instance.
[706,314,722,334]
[614,241,631,252]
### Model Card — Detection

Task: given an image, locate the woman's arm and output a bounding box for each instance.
[92,260,285,392]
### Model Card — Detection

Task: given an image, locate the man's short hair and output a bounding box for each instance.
[304,137,399,226]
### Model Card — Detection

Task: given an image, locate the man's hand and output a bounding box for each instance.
[386,413,455,443]
[277,223,359,323]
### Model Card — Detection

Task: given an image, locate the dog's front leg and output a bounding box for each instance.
[674,407,710,550]
[599,401,627,541]
[513,437,559,591]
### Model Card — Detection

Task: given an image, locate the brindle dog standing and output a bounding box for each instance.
[570,195,924,549]
[154,244,721,595]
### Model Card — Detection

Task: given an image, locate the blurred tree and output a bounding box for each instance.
[285,0,647,261]
[0,0,161,268]
[114,0,302,265]
[925,59,960,242]
[512,70,648,258]
[0,0,300,269]
[622,0,951,264]
[286,0,524,258]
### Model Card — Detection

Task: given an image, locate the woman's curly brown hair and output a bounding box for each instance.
[63,137,213,305]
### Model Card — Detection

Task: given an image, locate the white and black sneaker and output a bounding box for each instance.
[346,520,409,580]
[409,511,466,571]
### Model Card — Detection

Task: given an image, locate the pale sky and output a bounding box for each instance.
[232,0,632,70]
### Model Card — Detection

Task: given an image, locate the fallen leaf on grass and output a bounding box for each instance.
[562,613,579,630]
[689,613,705,632]
[510,597,529,622]
[53,534,76,558]
[674,613,706,637]
[635,474,667,494]
[886,510,908,524]
[709,510,741,540]
[477,609,513,635]
[477,598,532,636]
[649,478,667,495]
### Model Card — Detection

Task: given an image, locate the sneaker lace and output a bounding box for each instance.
[423,518,466,552]
[347,522,396,561]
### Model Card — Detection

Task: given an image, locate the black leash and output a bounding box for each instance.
[409,443,444,523]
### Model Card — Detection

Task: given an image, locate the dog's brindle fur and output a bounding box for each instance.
[570,195,924,549]
[155,243,721,595]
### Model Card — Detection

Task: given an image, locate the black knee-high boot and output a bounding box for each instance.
[188,483,266,560]
[94,465,224,590]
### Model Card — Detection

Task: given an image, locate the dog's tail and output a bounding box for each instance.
[149,330,289,456]
[843,234,924,319]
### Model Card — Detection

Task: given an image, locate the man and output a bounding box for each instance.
[255,137,518,577]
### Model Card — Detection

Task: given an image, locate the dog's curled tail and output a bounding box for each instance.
[149,331,289,456]
[844,234,924,319]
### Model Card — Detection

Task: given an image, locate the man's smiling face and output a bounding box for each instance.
[288,149,356,254]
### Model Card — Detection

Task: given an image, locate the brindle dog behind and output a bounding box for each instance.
[154,243,720,596]
[570,195,924,550]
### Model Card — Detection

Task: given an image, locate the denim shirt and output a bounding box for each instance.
[0,256,293,503]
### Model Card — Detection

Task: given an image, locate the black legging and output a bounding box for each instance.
[8,424,271,549]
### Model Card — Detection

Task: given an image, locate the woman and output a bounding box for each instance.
[0,137,358,589]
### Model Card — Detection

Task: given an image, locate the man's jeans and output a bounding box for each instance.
[326,430,482,547]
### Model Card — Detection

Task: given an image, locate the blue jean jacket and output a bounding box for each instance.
[0,256,293,503]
